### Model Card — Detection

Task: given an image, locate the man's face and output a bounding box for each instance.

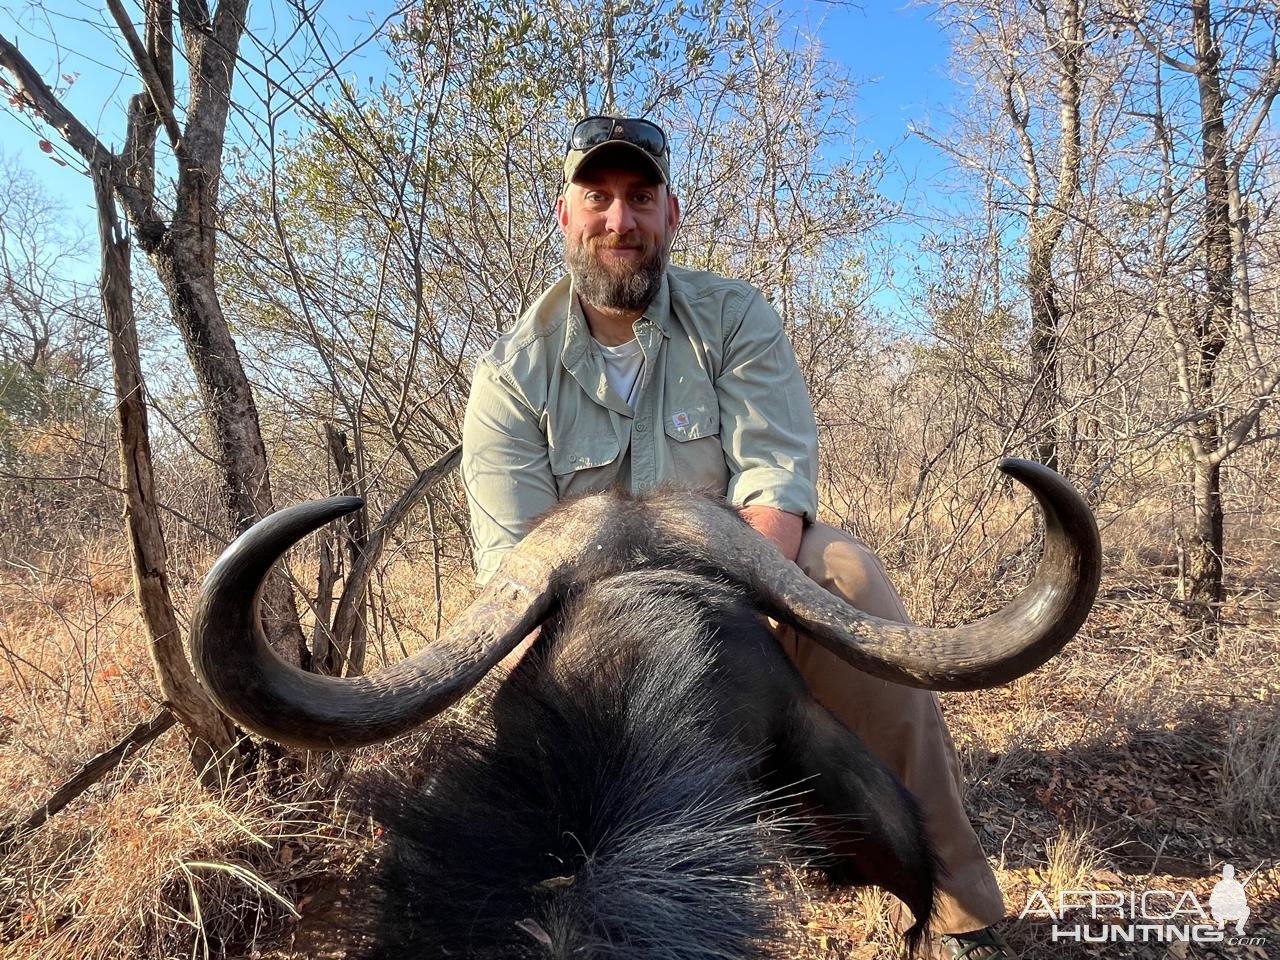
[557,163,681,314]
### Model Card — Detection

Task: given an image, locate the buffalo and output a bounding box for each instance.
[190,458,1100,959]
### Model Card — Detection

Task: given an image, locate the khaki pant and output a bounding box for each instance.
[775,521,1006,934]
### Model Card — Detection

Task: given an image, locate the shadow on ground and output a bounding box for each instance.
[960,698,1277,960]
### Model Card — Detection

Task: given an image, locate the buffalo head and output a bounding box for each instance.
[187,458,1100,957]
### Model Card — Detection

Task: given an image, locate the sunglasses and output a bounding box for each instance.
[568,116,668,159]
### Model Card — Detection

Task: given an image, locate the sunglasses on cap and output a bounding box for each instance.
[568,116,668,159]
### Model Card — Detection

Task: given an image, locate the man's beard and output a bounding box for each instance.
[566,232,667,313]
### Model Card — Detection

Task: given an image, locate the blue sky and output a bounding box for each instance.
[793,1,955,192]
[1,0,961,303]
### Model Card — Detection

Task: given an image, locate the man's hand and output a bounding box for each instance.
[739,505,804,563]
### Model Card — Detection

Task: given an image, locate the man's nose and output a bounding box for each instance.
[604,198,637,234]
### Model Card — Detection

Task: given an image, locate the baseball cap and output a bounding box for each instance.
[563,115,670,185]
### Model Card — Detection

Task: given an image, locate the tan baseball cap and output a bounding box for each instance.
[563,116,670,185]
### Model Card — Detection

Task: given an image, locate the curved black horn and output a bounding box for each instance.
[192,460,1100,748]
[653,458,1101,690]
[190,497,557,749]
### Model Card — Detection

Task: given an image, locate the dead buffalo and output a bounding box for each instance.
[189,458,1100,959]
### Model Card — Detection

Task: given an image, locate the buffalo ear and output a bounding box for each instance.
[769,697,937,952]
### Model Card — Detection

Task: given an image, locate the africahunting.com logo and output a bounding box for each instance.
[1018,863,1268,948]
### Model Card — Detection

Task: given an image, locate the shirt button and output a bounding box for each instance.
[636,420,649,433]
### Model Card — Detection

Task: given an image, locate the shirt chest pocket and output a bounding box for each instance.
[548,432,621,478]
[662,378,720,443]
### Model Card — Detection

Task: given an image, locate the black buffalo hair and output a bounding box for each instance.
[349,566,936,958]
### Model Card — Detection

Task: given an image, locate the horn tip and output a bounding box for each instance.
[996,456,1043,476]
[323,494,366,514]
[290,495,366,528]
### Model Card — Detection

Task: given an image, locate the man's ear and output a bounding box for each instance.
[555,192,569,235]
[667,190,681,231]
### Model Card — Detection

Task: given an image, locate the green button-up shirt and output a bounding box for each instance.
[461,264,819,585]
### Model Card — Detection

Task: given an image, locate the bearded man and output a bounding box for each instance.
[460,115,1016,960]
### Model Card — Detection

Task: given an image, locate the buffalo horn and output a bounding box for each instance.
[189,496,579,749]
[649,458,1101,690]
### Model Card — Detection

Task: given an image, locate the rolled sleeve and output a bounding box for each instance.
[461,357,558,585]
[717,290,819,521]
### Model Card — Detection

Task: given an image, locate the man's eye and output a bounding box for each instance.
[632,193,653,205]
[585,192,607,203]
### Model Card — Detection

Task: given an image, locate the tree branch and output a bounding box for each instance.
[0,34,151,225]
[1113,10,1199,73]
[0,710,176,851]
[1210,368,1280,466]
[105,0,183,149]
[1230,59,1280,166]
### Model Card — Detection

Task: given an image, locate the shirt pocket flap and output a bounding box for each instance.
[549,434,621,476]
[663,387,720,442]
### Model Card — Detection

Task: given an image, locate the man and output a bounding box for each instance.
[461,114,1015,960]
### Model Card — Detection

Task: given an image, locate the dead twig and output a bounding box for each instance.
[0,708,176,851]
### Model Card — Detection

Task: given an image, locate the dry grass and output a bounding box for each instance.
[1221,703,1280,839]
[0,533,490,960]
[3,491,1278,959]
[0,541,153,822]
[1,751,355,960]
[1040,825,1105,892]
[0,542,359,960]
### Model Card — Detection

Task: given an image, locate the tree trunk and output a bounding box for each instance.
[95,171,239,775]
[1026,249,1062,472]
[148,243,306,662]
[315,423,369,677]
[1010,0,1084,474]
[1184,0,1232,649]
[126,0,307,663]
[1186,453,1225,650]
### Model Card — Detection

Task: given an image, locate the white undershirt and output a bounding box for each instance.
[595,337,646,409]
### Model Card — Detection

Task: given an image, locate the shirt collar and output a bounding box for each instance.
[561,270,671,369]
[640,271,672,337]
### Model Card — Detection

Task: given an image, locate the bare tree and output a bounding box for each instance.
[915,0,1279,651]
[926,0,1097,473]
[1018,0,1086,472]
[1,0,306,765]
[1111,0,1280,648]
[95,167,237,769]
[0,153,116,559]
[0,152,101,374]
